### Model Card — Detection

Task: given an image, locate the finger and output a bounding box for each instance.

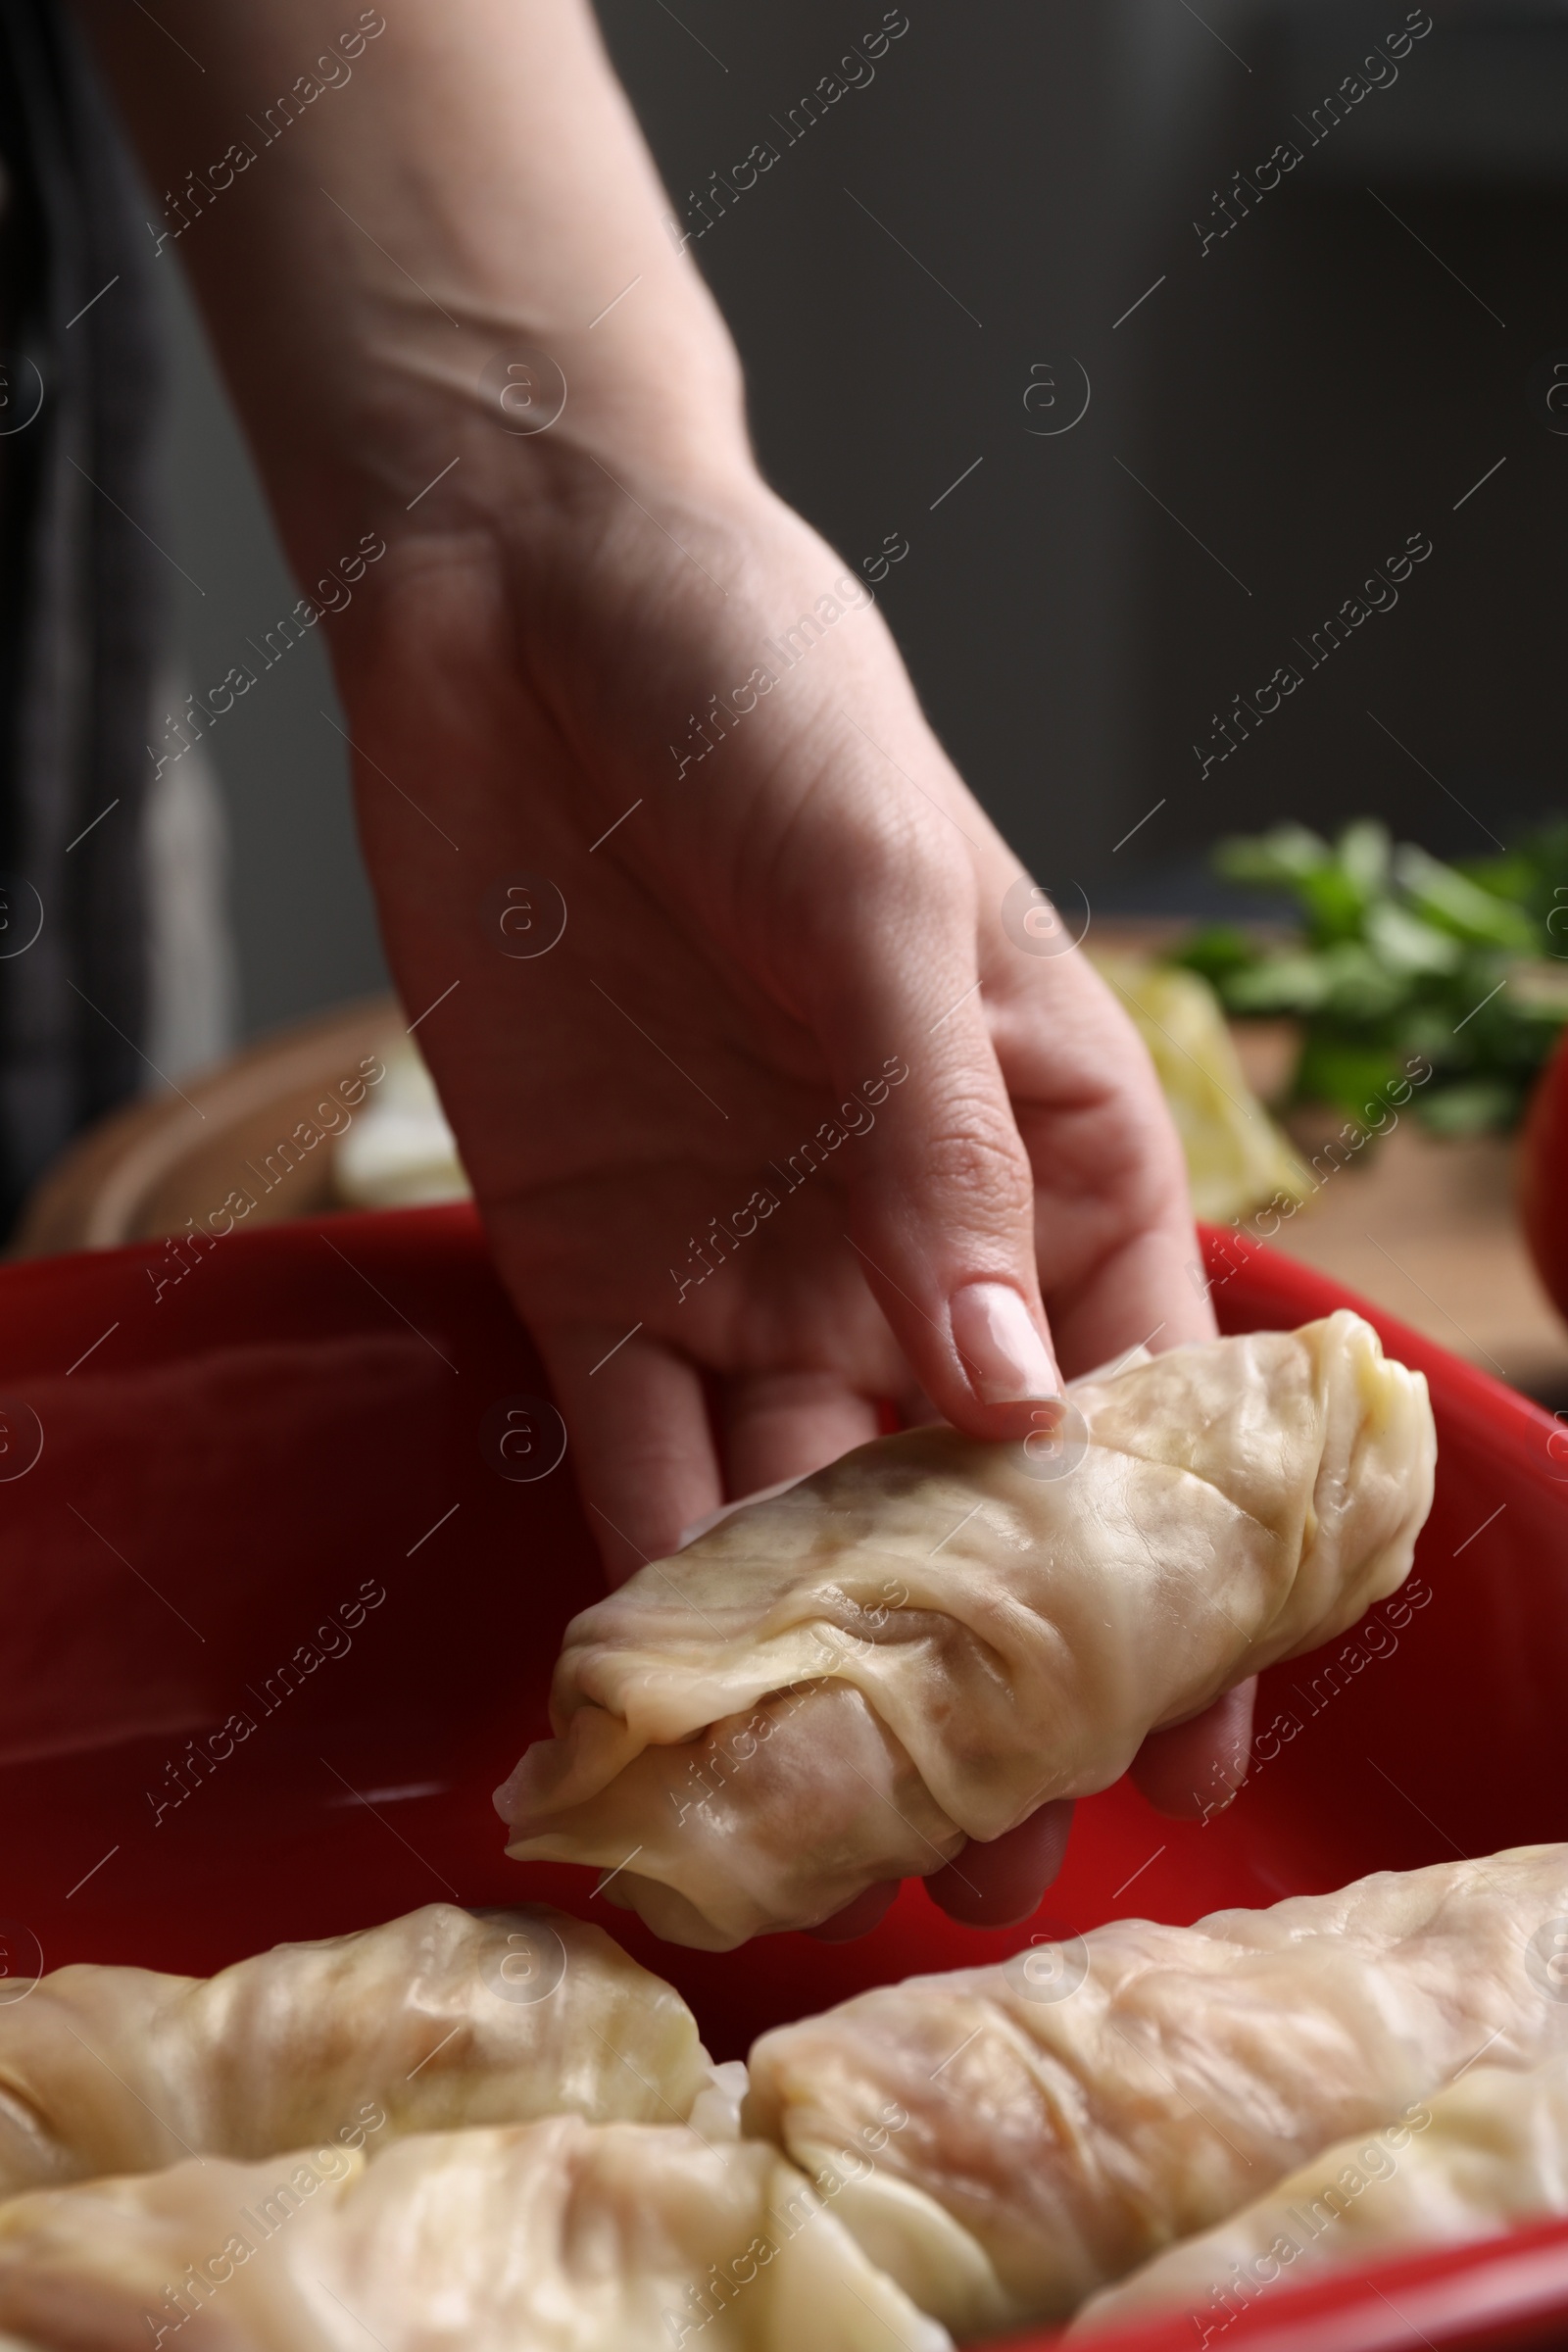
[1046,1222,1217,1383]
[925,1798,1075,1928]
[804,1880,901,1942]
[891,1374,944,1430]
[539,1327,719,1587]
[721,1369,880,1496]
[988,957,1216,1374]
[815,933,1062,1445]
[1129,1678,1258,1820]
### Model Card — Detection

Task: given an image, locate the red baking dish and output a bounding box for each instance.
[0,1207,1565,2348]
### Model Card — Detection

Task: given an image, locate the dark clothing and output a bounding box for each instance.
[0,0,159,1232]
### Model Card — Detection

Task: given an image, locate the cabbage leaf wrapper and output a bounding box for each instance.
[1072,2051,1568,2333]
[501,1314,1435,1948]
[0,2119,950,2352]
[745,1846,1568,2335]
[0,1904,714,2200]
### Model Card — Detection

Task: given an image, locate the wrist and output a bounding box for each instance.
[318,400,790,729]
[255,267,759,589]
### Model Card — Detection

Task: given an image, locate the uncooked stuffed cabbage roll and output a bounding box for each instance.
[1071,2053,1568,2334]
[744,1845,1568,2336]
[500,1313,1435,1948]
[0,1904,716,2200]
[0,2119,950,2352]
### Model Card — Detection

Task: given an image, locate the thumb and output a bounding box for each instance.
[823,944,1061,1442]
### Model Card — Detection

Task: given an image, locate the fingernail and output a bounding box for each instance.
[950,1281,1061,1406]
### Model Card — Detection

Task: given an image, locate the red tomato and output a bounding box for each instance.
[1519,1028,1568,1320]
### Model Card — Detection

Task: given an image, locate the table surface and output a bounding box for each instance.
[14,954,1568,1406]
[1090,921,1568,1405]
[1238,1115,1568,1405]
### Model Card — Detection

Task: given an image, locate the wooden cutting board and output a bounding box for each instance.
[1091,921,1568,1403]
[14,965,1568,1405]
[1235,1113,1568,1406]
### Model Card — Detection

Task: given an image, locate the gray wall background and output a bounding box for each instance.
[152,0,1568,1047]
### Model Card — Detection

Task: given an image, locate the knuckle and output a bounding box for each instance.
[788,761,973,919]
[920,1112,1034,1226]
[842,821,968,931]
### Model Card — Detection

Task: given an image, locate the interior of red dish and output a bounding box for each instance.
[0,1206,1564,2350]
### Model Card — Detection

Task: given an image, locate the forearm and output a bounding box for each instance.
[73,0,753,568]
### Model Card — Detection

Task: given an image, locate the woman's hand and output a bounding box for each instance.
[331,438,1233,1924]
[339,450,1213,1553]
[80,0,1240,1930]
